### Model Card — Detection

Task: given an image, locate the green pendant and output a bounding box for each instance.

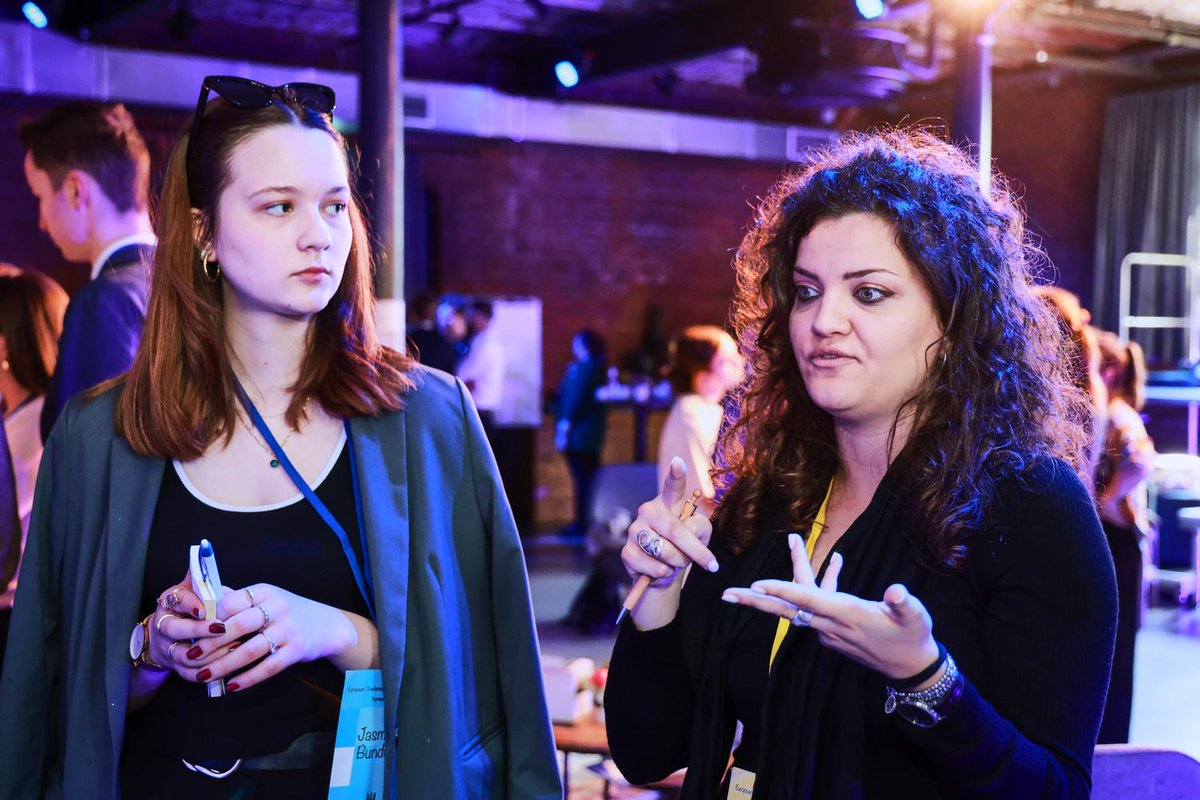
[270,458,280,468]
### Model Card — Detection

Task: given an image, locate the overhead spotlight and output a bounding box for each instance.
[554,60,580,89]
[22,2,49,28]
[855,0,886,20]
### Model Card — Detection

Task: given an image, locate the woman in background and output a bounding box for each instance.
[1095,330,1155,744]
[0,265,67,617]
[657,325,744,507]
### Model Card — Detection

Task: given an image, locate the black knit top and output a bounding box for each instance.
[605,457,1117,799]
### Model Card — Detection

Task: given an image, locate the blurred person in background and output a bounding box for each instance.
[1094,330,1155,744]
[0,265,69,657]
[556,329,608,537]
[405,291,458,374]
[19,101,154,440]
[457,300,505,437]
[658,325,745,510]
[1035,285,1107,486]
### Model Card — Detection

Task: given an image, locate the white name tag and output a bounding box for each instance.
[727,766,756,799]
[328,669,386,800]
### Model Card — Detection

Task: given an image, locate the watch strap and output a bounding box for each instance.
[884,651,961,726]
[132,613,169,672]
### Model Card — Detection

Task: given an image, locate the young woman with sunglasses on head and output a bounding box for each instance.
[0,77,560,800]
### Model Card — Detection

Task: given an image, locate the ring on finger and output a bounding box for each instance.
[155,612,177,636]
[245,586,256,606]
[164,587,182,609]
[636,529,664,559]
[790,607,814,627]
[261,630,280,656]
[259,604,271,629]
[168,640,183,661]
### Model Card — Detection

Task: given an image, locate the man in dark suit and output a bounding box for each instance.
[20,102,154,440]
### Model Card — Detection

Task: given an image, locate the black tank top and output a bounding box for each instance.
[120,436,369,798]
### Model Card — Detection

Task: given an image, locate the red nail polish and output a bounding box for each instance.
[196,668,211,682]
[209,622,226,634]
[193,607,202,619]
[186,645,204,660]
[227,682,240,692]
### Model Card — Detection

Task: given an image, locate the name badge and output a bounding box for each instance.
[727,766,756,799]
[328,669,386,800]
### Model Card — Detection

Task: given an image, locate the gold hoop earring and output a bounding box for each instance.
[201,248,220,283]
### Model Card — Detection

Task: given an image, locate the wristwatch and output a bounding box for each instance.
[129,613,168,672]
[884,652,963,728]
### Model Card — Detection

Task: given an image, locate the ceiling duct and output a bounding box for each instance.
[747,24,910,106]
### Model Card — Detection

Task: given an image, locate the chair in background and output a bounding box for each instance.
[588,462,659,526]
[1092,745,1200,799]
[1147,453,1200,607]
[562,462,658,634]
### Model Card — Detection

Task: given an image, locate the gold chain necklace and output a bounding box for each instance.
[236,400,308,469]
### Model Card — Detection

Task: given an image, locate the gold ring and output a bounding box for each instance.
[260,604,271,628]
[261,630,279,656]
[167,641,183,660]
[165,587,182,609]
[245,586,256,606]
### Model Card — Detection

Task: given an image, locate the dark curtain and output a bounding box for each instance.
[1093,84,1200,366]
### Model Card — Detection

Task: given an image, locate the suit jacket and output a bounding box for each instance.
[0,367,561,800]
[40,244,152,441]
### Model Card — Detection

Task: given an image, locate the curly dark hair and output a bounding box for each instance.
[713,129,1091,568]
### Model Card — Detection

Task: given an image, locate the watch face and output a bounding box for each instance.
[130,620,146,660]
[897,701,939,728]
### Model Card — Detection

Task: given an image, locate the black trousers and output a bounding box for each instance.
[1097,520,1143,744]
[564,450,600,531]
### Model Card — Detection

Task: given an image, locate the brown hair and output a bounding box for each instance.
[668,325,728,395]
[20,102,150,213]
[115,91,412,459]
[714,129,1090,567]
[0,265,68,397]
[1098,332,1147,412]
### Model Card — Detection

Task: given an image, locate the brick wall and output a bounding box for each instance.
[412,132,784,392]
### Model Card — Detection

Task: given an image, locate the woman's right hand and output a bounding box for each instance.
[621,458,716,628]
[144,574,230,679]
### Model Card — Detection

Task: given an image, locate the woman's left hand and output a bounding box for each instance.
[721,534,940,682]
[176,583,360,692]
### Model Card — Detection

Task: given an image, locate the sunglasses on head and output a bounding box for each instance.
[186,75,337,201]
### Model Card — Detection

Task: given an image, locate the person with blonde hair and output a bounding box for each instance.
[1094,330,1155,744]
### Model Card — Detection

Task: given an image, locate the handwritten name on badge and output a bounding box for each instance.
[329,669,385,800]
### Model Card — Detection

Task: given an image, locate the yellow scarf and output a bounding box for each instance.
[768,482,832,670]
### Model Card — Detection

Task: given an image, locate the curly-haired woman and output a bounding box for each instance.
[605,130,1116,798]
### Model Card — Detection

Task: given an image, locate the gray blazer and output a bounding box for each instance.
[0,368,562,799]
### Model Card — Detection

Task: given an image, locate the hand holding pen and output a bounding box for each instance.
[617,458,716,626]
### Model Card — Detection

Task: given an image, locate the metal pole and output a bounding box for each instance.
[359,0,405,347]
[951,2,994,193]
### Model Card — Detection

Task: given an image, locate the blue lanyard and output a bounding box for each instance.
[232,379,376,621]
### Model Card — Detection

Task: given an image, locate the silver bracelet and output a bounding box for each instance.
[884,652,963,728]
